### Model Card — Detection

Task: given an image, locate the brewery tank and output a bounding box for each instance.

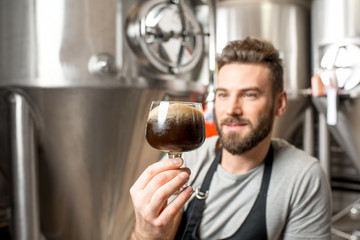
[311,0,360,237]
[0,0,214,239]
[215,0,313,152]
[311,0,360,174]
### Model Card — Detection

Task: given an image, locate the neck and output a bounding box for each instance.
[220,135,271,174]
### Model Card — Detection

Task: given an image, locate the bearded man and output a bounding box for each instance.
[129,37,332,240]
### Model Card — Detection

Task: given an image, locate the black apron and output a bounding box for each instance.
[175,145,274,240]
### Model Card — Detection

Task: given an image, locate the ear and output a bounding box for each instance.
[274,91,287,116]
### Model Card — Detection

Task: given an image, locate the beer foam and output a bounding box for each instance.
[147,103,203,123]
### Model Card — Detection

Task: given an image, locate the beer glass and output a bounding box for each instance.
[145,101,206,158]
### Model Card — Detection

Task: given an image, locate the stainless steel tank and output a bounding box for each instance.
[0,0,214,239]
[312,0,360,172]
[311,0,360,237]
[215,0,313,151]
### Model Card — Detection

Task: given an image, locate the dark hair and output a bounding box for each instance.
[216,37,284,95]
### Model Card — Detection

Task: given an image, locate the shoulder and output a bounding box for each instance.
[271,138,320,172]
[270,138,328,192]
[269,138,331,210]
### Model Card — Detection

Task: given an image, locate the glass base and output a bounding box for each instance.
[168,152,182,158]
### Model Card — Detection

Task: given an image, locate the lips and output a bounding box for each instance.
[221,117,249,127]
[220,118,250,133]
[225,122,246,126]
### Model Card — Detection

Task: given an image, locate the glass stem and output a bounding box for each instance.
[168,152,183,158]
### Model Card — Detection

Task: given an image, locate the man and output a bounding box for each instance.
[129,37,332,239]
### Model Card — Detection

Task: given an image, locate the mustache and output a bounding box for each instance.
[220,117,251,126]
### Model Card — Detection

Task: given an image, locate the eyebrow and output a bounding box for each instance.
[215,87,263,93]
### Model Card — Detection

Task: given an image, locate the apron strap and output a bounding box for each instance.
[180,147,222,239]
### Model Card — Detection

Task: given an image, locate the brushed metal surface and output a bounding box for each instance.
[0,88,205,240]
[8,93,40,240]
[311,0,360,174]
[311,0,360,73]
[311,0,360,47]
[0,0,209,88]
[313,97,360,173]
[311,1,360,237]
[23,87,181,239]
[216,0,311,94]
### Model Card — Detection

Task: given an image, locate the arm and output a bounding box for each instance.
[129,158,192,240]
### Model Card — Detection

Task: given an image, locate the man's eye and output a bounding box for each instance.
[245,92,257,98]
[217,93,228,98]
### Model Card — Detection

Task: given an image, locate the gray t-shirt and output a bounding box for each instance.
[178,136,332,240]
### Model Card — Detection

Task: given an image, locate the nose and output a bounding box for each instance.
[226,95,242,116]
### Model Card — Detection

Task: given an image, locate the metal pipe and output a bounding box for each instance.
[318,112,331,181]
[8,92,40,240]
[207,0,217,77]
[303,106,314,156]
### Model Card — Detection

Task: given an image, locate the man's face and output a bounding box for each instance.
[214,63,276,155]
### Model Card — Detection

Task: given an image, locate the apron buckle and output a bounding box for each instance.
[195,186,209,200]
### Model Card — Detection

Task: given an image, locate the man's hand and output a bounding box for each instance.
[129,157,193,239]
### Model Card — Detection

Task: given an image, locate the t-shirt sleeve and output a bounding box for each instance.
[283,162,332,240]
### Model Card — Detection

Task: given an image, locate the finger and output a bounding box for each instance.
[132,158,184,191]
[143,167,191,200]
[147,171,190,218]
[157,186,194,225]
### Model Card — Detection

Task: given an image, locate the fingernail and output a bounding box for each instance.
[180,172,189,180]
[185,186,194,194]
[173,158,182,166]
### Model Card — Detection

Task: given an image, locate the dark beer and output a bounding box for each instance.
[145,103,205,152]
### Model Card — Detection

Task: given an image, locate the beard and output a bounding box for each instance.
[214,107,274,155]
